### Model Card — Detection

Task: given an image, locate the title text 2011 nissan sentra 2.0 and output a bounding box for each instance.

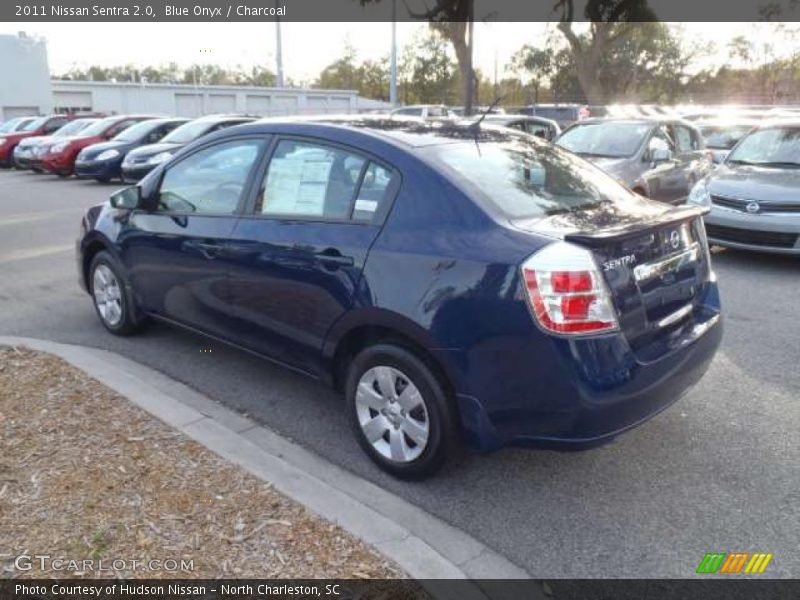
[76,118,722,478]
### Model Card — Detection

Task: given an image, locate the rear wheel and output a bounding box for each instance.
[346,343,458,479]
[89,251,142,336]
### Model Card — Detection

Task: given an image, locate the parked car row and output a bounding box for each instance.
[1,113,256,183]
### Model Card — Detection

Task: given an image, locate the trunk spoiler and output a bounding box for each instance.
[564,205,709,245]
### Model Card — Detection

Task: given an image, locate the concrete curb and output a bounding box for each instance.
[0,336,536,599]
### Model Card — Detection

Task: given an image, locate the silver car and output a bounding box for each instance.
[688,120,800,254]
[557,118,712,204]
[696,118,759,165]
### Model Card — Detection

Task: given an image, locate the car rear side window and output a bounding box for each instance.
[352,162,393,222]
[157,139,262,214]
[427,139,633,219]
[257,140,369,220]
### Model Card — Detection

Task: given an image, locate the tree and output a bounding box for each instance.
[406,29,459,104]
[553,0,657,103]
[358,0,477,113]
[512,45,555,104]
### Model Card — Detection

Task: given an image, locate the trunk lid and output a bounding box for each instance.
[513,201,713,352]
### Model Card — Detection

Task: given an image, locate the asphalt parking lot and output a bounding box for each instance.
[1,168,798,578]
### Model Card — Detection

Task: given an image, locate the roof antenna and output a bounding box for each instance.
[471,94,506,130]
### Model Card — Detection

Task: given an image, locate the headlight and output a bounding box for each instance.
[147,152,172,165]
[97,149,120,161]
[0,138,6,146]
[688,180,711,206]
[51,142,70,154]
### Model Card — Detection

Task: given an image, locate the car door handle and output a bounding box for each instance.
[315,250,354,268]
[183,240,223,260]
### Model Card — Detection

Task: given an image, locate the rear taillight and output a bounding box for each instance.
[521,241,619,335]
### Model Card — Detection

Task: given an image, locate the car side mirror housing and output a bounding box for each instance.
[109,186,141,210]
[652,147,672,163]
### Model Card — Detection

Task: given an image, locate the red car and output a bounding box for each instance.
[0,115,72,168]
[41,115,156,177]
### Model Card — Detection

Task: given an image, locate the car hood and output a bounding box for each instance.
[56,134,104,150]
[17,135,54,148]
[583,156,629,175]
[2,130,36,142]
[79,140,132,159]
[707,163,800,202]
[125,141,183,160]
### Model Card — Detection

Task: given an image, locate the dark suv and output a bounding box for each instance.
[77,118,722,478]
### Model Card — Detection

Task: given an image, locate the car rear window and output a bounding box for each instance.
[425,138,631,220]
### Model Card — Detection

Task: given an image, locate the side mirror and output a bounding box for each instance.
[652,147,672,163]
[109,186,141,210]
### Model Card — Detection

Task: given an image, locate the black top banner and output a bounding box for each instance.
[4,0,800,22]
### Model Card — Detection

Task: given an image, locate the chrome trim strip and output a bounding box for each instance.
[656,303,693,329]
[633,243,700,283]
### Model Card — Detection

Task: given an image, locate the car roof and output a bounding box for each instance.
[246,115,526,148]
[755,118,800,128]
[570,116,698,128]
[191,113,257,122]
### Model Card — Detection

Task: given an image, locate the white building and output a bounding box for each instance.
[0,33,53,119]
[1,31,390,122]
[50,80,385,117]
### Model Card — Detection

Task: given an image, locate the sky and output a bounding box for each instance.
[1,22,796,85]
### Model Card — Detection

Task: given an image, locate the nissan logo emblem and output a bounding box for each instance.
[669,230,681,250]
[746,201,760,214]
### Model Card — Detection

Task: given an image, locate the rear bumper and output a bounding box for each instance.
[443,286,723,451]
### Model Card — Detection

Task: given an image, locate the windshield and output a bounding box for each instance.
[22,117,47,131]
[0,117,27,133]
[161,120,213,144]
[79,117,120,137]
[557,122,651,158]
[53,119,98,138]
[426,138,632,219]
[113,120,159,142]
[727,126,800,167]
[700,125,753,149]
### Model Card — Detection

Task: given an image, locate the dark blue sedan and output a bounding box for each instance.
[76,118,723,478]
[74,118,188,182]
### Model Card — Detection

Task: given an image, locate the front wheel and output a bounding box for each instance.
[346,344,459,479]
[89,251,142,336]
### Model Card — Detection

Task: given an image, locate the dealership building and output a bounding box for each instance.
[0,32,387,121]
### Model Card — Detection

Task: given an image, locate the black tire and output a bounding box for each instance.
[89,250,143,336]
[95,176,111,183]
[57,172,70,178]
[345,343,459,479]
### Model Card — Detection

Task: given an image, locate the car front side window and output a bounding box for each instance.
[157,139,262,214]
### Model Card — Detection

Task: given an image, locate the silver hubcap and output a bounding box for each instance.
[92,264,123,327]
[355,366,430,463]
